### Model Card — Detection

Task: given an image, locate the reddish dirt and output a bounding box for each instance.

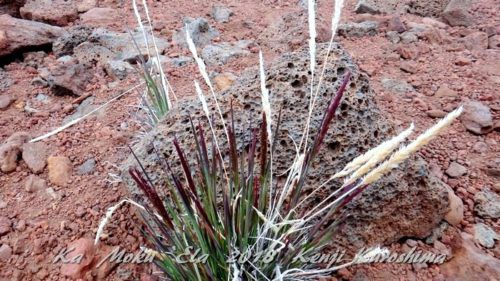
[0,0,498,280]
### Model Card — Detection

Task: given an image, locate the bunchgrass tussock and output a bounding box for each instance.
[113,85,462,280]
[94,0,464,280]
[131,0,174,125]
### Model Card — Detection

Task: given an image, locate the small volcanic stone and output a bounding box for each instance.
[474,189,500,219]
[22,142,48,173]
[211,5,233,23]
[445,162,467,178]
[214,72,236,91]
[474,223,497,248]
[435,85,457,98]
[0,244,12,262]
[25,175,47,193]
[445,188,464,225]
[15,220,26,232]
[77,158,95,175]
[0,95,15,110]
[0,217,12,236]
[461,101,493,135]
[60,238,95,279]
[47,155,72,187]
[400,61,418,73]
[427,110,447,118]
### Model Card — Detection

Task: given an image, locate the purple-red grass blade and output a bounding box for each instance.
[312,71,351,156]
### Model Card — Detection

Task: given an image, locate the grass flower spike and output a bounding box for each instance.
[362,106,463,185]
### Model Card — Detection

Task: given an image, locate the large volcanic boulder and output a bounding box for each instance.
[0,14,65,57]
[124,43,450,248]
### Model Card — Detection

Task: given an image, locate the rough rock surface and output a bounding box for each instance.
[489,35,500,49]
[201,40,252,65]
[355,0,449,16]
[474,189,500,219]
[0,216,12,236]
[52,26,94,57]
[76,0,96,13]
[22,142,47,173]
[20,0,78,26]
[89,28,169,63]
[0,95,15,110]
[212,5,233,23]
[80,7,120,28]
[40,56,92,96]
[0,132,30,173]
[445,161,467,178]
[354,0,408,14]
[338,21,379,37]
[47,155,72,187]
[441,0,473,27]
[0,14,65,57]
[104,60,134,80]
[25,174,47,193]
[461,100,493,135]
[172,17,219,48]
[124,44,450,248]
[60,238,95,279]
[73,41,114,68]
[381,78,415,93]
[407,0,449,17]
[23,51,47,69]
[444,186,464,225]
[52,27,168,68]
[440,233,500,280]
[0,0,26,17]
[461,31,489,50]
[473,223,498,248]
[400,32,418,43]
[0,69,11,91]
[258,11,330,53]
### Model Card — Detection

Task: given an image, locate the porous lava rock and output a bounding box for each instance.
[124,43,449,248]
[52,26,94,57]
[407,0,450,17]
